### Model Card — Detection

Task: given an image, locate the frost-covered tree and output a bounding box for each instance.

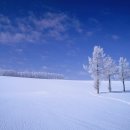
[118,57,130,92]
[88,46,105,94]
[103,56,117,92]
[0,69,64,79]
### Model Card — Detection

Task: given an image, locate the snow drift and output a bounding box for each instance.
[0,76,130,130]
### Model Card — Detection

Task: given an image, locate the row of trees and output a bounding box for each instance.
[0,70,64,79]
[84,46,130,94]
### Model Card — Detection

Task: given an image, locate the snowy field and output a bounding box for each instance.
[0,76,130,130]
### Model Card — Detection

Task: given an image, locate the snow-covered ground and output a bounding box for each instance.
[0,76,130,130]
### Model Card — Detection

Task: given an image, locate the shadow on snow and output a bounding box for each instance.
[100,90,130,94]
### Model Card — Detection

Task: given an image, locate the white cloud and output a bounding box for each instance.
[88,18,99,24]
[86,31,93,37]
[42,66,48,70]
[0,12,83,44]
[0,14,10,24]
[15,48,23,53]
[112,34,120,40]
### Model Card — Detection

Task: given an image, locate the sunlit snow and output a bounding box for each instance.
[0,76,130,130]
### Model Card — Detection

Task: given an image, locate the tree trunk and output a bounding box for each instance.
[97,79,99,94]
[108,75,111,92]
[96,63,100,94]
[123,79,125,92]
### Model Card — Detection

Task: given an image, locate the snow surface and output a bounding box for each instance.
[0,76,130,130]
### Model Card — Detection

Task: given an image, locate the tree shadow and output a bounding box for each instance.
[111,90,130,93]
[100,92,109,94]
[111,91,123,93]
[125,90,130,93]
[100,90,130,94]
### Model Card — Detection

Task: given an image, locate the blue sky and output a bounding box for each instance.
[0,0,130,79]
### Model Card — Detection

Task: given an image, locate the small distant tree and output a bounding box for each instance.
[87,46,105,94]
[103,56,117,92]
[118,57,130,92]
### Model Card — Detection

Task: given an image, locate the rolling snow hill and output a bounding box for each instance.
[0,76,130,130]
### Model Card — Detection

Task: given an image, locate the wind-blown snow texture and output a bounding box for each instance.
[0,77,130,130]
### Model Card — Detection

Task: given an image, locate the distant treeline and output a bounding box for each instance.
[0,70,64,79]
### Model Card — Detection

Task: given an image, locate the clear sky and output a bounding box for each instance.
[0,0,130,79]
